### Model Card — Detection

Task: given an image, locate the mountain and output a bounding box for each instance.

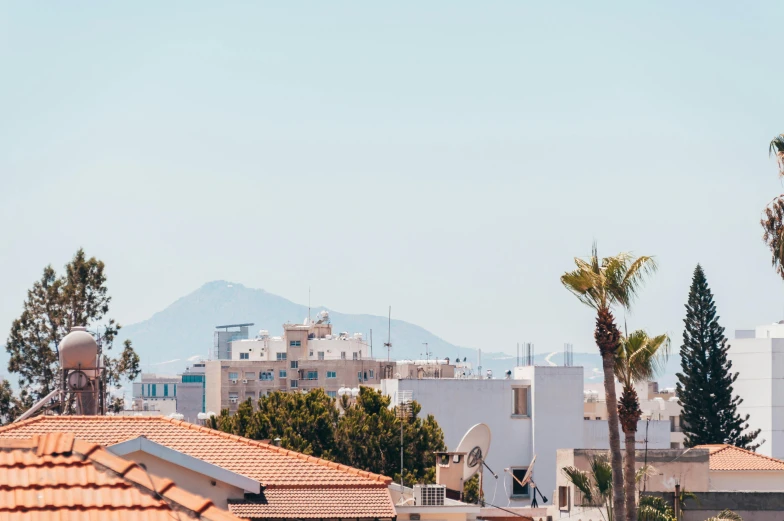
[116,281,682,385]
[117,281,512,375]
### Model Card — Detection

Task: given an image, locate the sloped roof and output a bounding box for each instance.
[228,488,397,519]
[695,444,784,471]
[0,416,396,520]
[0,432,238,521]
[0,416,391,487]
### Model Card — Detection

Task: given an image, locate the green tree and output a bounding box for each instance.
[335,387,444,485]
[462,474,482,504]
[615,330,669,521]
[561,244,657,521]
[211,387,445,486]
[4,249,141,419]
[675,265,760,450]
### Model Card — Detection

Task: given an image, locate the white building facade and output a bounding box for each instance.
[729,322,784,459]
[382,366,584,508]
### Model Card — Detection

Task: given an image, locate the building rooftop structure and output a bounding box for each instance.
[0,415,396,520]
[696,444,784,471]
[0,431,237,521]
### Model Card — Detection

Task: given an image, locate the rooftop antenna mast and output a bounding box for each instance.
[308,287,311,325]
[384,306,392,362]
[422,342,431,363]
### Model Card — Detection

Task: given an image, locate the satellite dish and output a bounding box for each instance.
[455,423,491,481]
[519,455,537,487]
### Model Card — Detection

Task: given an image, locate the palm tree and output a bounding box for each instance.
[615,330,670,521]
[763,135,784,280]
[769,134,784,177]
[561,244,657,521]
[563,455,615,521]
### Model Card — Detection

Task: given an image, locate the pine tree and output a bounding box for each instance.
[675,265,761,450]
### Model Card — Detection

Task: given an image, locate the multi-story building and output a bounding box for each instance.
[131,373,179,415]
[177,362,207,422]
[204,316,399,413]
[213,323,253,360]
[583,380,685,448]
[729,322,784,459]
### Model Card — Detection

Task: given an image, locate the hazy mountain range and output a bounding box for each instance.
[113,281,681,386]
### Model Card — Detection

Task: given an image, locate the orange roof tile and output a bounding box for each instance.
[0,432,239,521]
[695,444,784,471]
[228,488,396,519]
[0,416,392,487]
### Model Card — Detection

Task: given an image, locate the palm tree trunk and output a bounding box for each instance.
[596,308,626,521]
[624,429,637,521]
[619,384,642,521]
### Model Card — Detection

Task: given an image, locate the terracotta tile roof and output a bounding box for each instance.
[228,488,396,519]
[695,444,784,471]
[0,432,239,521]
[0,416,392,487]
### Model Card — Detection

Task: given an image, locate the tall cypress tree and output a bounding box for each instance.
[675,265,761,450]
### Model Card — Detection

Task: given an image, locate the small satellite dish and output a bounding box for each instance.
[455,423,491,481]
[519,455,537,487]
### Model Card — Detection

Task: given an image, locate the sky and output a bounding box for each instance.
[2,2,784,357]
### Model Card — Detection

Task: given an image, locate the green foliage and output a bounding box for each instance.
[706,510,742,521]
[212,387,445,485]
[638,495,674,521]
[462,474,482,504]
[3,249,141,422]
[675,265,761,450]
[562,454,614,520]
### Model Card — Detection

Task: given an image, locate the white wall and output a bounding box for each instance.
[516,366,585,505]
[387,366,584,508]
[582,419,670,449]
[710,471,784,491]
[728,329,784,459]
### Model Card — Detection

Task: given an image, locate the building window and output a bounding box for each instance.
[229,372,239,380]
[670,442,681,449]
[327,391,337,398]
[512,387,529,416]
[307,370,318,380]
[559,486,569,510]
[246,391,256,399]
[164,384,168,397]
[584,416,590,420]
[353,352,359,360]
[279,370,287,378]
[259,371,273,381]
[671,416,683,433]
[229,392,239,400]
[290,340,301,347]
[511,468,530,497]
[318,351,325,360]
[369,370,375,379]
[309,350,314,357]
[152,384,157,397]
[341,352,346,360]
[327,371,336,379]
[358,371,363,381]
[276,352,287,361]
[291,361,298,369]
[244,372,255,380]
[291,380,299,388]
[240,352,249,360]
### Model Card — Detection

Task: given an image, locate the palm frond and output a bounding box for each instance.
[562,466,594,505]
[706,510,742,521]
[635,464,657,484]
[615,255,658,310]
[770,135,784,177]
[590,455,613,498]
[638,496,674,521]
[614,330,670,387]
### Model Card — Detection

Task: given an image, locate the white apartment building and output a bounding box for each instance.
[382,366,585,508]
[131,373,179,415]
[729,322,784,459]
[584,380,685,448]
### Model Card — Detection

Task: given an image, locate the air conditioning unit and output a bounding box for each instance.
[230,379,238,384]
[230,398,238,404]
[413,484,445,506]
[242,379,249,384]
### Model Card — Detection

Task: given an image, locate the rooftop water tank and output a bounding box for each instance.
[59,326,98,370]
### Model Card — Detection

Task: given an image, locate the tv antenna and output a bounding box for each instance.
[384,306,392,362]
[422,342,431,362]
[506,455,548,507]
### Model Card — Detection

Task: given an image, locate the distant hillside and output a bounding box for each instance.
[117,281,514,375]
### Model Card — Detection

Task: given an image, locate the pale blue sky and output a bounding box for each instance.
[2,2,783,356]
